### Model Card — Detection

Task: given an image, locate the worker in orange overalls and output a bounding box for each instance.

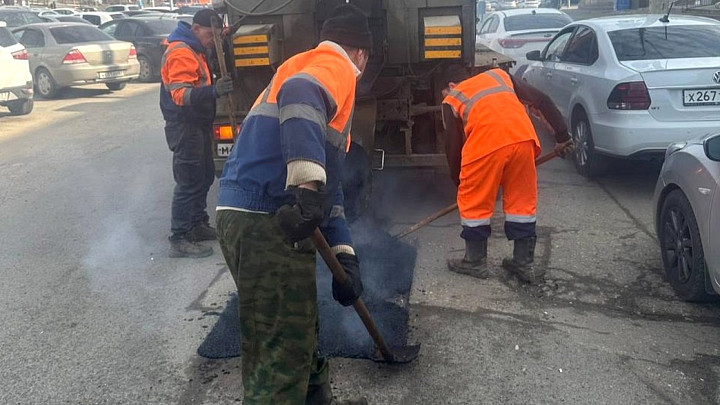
[160,9,233,258]
[441,67,573,284]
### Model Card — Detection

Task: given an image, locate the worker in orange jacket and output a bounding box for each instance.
[160,9,233,258]
[442,67,572,284]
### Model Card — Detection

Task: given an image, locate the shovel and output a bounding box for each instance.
[311,228,421,364]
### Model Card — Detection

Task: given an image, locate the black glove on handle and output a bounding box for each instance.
[333,253,364,306]
[215,76,234,97]
[276,187,325,243]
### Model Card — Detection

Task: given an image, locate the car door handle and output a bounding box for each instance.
[570,77,578,85]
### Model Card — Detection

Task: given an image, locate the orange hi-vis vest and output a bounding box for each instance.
[442,68,540,165]
[248,42,356,152]
[161,41,212,107]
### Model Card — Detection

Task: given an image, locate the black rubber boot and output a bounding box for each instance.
[502,236,543,284]
[448,239,489,278]
[168,236,213,258]
[186,222,217,242]
[306,384,367,405]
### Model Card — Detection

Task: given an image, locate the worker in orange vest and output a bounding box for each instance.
[160,9,233,258]
[442,67,573,284]
[215,4,369,404]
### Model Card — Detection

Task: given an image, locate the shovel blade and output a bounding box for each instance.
[372,344,421,364]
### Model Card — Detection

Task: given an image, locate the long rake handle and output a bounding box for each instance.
[311,228,395,362]
[211,18,239,140]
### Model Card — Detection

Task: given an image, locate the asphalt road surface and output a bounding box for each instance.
[2,83,720,405]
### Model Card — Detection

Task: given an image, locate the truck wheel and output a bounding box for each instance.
[342,143,372,222]
[7,98,33,115]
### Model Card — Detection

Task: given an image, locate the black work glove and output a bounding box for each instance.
[215,76,234,97]
[333,253,364,306]
[276,187,325,243]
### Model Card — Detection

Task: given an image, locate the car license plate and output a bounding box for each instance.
[217,143,233,157]
[98,70,123,79]
[683,89,720,106]
[0,92,9,102]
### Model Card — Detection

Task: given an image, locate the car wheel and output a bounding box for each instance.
[7,99,33,115]
[659,189,713,301]
[572,110,606,178]
[137,55,153,82]
[106,82,127,91]
[35,68,58,99]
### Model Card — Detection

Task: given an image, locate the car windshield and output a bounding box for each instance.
[608,25,720,61]
[503,14,572,31]
[50,25,114,43]
[0,26,18,47]
[143,19,178,35]
[0,11,44,27]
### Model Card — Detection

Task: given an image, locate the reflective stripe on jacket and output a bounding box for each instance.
[443,68,541,166]
[217,41,357,248]
[159,21,216,123]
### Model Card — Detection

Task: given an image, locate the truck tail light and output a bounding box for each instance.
[128,45,137,59]
[214,124,241,140]
[11,49,28,60]
[62,49,88,64]
[607,81,651,110]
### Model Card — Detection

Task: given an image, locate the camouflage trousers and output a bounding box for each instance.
[216,210,332,405]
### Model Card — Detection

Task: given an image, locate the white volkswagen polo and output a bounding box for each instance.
[521,15,720,177]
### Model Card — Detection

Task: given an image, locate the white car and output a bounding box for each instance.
[53,8,81,16]
[522,15,720,177]
[104,5,140,12]
[37,10,60,17]
[518,0,541,7]
[498,0,518,9]
[81,11,123,26]
[476,9,572,73]
[0,21,33,115]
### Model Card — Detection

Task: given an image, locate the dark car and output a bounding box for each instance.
[0,7,45,27]
[98,17,177,82]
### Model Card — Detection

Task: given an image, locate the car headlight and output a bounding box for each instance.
[665,141,687,160]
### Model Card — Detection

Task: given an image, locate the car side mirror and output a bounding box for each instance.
[704,134,720,162]
[526,50,542,61]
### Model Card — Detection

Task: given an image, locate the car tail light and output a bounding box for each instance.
[607,81,651,110]
[498,37,549,49]
[128,45,137,59]
[62,49,88,64]
[11,49,28,60]
[213,124,241,140]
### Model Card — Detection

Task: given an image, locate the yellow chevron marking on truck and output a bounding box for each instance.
[425,38,462,46]
[235,57,271,67]
[234,46,269,55]
[424,50,462,59]
[233,35,268,44]
[424,26,462,35]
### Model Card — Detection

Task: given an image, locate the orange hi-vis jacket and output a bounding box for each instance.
[217,41,358,249]
[442,68,541,166]
[159,23,216,124]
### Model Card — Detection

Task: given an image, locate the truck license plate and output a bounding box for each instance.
[98,70,123,79]
[0,92,9,102]
[683,89,720,106]
[217,143,233,157]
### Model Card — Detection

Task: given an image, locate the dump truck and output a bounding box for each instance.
[210,0,512,217]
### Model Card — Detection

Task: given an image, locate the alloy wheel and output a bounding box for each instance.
[663,207,694,284]
[37,71,52,97]
[573,119,589,167]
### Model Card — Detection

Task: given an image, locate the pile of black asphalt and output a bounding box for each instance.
[197,217,417,360]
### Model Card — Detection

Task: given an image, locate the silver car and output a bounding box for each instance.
[522,15,720,177]
[12,22,139,98]
[653,134,720,301]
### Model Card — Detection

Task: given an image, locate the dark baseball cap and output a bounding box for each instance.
[193,8,221,28]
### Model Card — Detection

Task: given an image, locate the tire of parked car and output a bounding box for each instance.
[571,109,606,178]
[659,189,714,302]
[7,99,33,116]
[35,67,58,99]
[106,82,127,91]
[137,55,154,83]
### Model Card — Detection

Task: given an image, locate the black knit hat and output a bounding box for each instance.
[320,4,372,50]
[193,8,221,28]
